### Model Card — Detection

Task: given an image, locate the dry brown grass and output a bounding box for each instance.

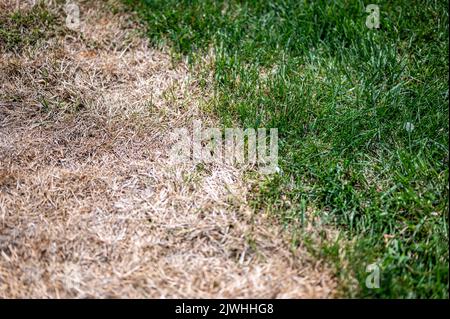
[0,0,336,298]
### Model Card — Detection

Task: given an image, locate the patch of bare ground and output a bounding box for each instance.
[0,0,336,298]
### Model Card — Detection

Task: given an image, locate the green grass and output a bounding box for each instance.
[125,0,449,298]
[0,3,60,53]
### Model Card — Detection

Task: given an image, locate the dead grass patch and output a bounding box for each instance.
[0,0,336,298]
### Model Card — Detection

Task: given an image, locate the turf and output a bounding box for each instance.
[124,0,449,298]
[0,3,60,53]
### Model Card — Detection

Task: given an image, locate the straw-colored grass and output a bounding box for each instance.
[0,0,336,298]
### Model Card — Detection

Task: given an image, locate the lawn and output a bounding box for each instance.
[124,0,449,298]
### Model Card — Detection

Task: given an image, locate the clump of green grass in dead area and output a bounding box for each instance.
[126,0,449,298]
[0,3,61,53]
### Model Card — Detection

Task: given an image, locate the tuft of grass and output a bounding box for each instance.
[127,0,449,298]
[0,3,61,53]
